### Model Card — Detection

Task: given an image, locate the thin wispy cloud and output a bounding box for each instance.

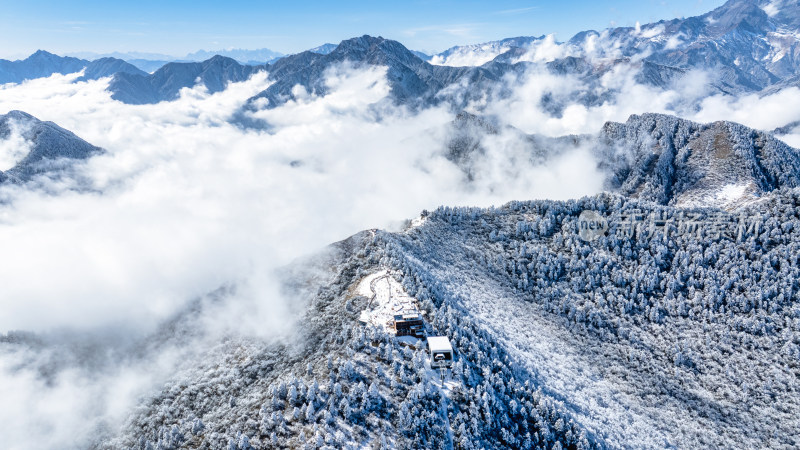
[493,6,539,15]
[401,23,482,39]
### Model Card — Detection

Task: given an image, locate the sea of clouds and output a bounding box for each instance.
[1,36,800,447]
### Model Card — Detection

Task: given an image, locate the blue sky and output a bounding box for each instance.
[0,0,726,59]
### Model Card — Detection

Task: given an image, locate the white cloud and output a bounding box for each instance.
[430,43,511,67]
[0,118,33,171]
[762,0,782,17]
[511,34,575,64]
[1,42,800,448]
[431,34,577,67]
[778,131,800,148]
[0,62,613,448]
[3,39,791,337]
[639,24,664,39]
[0,342,169,450]
[664,33,684,50]
[0,63,613,337]
[692,87,800,131]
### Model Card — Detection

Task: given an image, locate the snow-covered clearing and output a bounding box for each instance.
[357,270,423,342]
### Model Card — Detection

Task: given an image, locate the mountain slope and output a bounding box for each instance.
[308,43,338,55]
[85,2,800,109]
[431,36,544,66]
[445,111,800,208]
[383,192,800,448]
[184,48,284,65]
[598,113,800,207]
[569,0,800,93]
[73,231,594,449]
[0,110,102,183]
[245,35,526,110]
[0,51,145,84]
[0,50,86,84]
[30,188,800,449]
[77,57,147,82]
[108,56,265,104]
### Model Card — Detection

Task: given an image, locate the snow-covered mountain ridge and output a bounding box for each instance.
[6,1,800,111]
[45,188,798,449]
[0,110,101,183]
[2,109,799,448]
[2,1,800,448]
[447,111,800,209]
[0,50,146,84]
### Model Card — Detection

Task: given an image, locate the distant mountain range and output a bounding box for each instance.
[66,51,177,61]
[569,0,800,94]
[430,0,800,96]
[68,49,285,70]
[112,0,800,111]
[308,43,338,55]
[243,35,528,111]
[0,50,145,84]
[183,48,284,65]
[3,0,799,112]
[429,36,544,66]
[108,56,265,104]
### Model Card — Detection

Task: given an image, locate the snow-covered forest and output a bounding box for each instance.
[17,190,790,449]
[384,192,800,448]
[2,1,800,449]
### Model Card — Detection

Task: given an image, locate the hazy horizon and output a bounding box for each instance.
[0,0,726,60]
